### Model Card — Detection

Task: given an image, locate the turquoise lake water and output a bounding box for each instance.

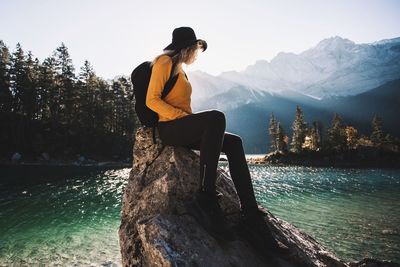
[0,164,399,266]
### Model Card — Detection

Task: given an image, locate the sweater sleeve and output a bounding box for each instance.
[146,56,189,120]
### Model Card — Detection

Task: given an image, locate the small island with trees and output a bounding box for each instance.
[247,106,400,168]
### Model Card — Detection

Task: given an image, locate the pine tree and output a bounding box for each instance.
[309,121,322,150]
[290,106,307,153]
[77,60,96,128]
[326,113,346,152]
[9,43,27,114]
[0,40,13,156]
[383,133,395,150]
[53,43,76,125]
[268,112,278,152]
[0,40,12,113]
[9,43,41,153]
[97,77,114,133]
[39,56,58,123]
[308,125,317,150]
[32,57,41,120]
[117,76,135,137]
[111,77,134,136]
[276,122,287,152]
[345,125,358,149]
[371,114,384,147]
[23,51,39,120]
[111,79,125,136]
[316,121,323,148]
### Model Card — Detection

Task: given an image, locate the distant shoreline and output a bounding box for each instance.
[0,160,132,168]
[244,158,400,169]
[244,150,400,169]
[2,152,399,169]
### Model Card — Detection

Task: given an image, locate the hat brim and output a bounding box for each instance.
[164,39,207,52]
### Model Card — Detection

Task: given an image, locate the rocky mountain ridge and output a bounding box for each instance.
[189,36,400,109]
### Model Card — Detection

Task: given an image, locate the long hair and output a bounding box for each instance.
[151,40,206,76]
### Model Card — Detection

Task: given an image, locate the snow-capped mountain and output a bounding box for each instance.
[195,86,274,111]
[188,36,400,107]
[186,70,238,107]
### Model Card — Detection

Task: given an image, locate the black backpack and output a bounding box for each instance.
[131,56,178,143]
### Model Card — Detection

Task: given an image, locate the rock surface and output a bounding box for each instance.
[119,127,399,267]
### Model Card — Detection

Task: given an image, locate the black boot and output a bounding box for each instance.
[243,208,295,260]
[186,190,234,241]
[239,207,281,256]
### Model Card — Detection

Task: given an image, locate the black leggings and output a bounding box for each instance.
[157,109,258,212]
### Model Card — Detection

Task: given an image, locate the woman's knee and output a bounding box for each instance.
[207,110,226,127]
[223,134,244,154]
[230,134,243,147]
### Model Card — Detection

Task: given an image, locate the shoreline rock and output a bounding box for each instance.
[119,127,399,266]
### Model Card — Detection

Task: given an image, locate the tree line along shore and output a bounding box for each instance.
[0,41,139,164]
[1,41,398,167]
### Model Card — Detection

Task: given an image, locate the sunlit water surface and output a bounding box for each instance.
[1,164,399,265]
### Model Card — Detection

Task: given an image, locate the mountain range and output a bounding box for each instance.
[186,36,400,153]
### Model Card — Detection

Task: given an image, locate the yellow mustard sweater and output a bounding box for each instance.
[146,55,192,122]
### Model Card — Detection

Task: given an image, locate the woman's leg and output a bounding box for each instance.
[221,133,258,213]
[183,130,280,249]
[220,134,279,251]
[157,110,226,194]
[186,132,258,212]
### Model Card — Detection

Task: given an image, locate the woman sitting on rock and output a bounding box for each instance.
[146,26,282,254]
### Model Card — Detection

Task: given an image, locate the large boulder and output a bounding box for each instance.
[119,127,399,267]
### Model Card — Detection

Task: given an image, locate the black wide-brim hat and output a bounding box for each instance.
[164,27,207,52]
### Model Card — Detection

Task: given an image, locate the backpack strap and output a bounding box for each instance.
[161,60,179,99]
[154,57,178,145]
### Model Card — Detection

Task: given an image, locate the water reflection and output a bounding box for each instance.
[0,167,130,266]
[0,165,399,265]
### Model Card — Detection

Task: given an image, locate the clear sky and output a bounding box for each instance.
[1,0,400,79]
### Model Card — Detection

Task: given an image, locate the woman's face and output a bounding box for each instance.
[184,48,200,65]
